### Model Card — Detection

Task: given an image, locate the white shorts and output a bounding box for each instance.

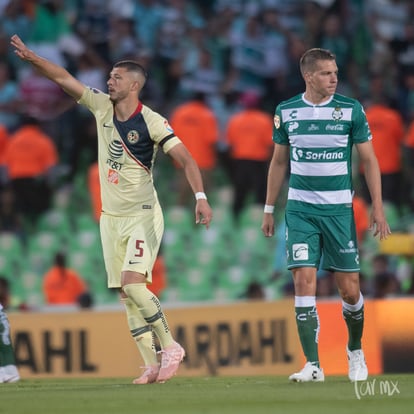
[100,204,164,288]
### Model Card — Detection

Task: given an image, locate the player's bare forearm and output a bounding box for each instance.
[10,34,85,100]
[168,144,204,193]
[261,168,285,237]
[358,143,391,240]
[364,166,391,240]
[261,145,288,237]
[11,35,69,83]
[265,163,287,206]
[168,143,212,228]
[265,144,289,205]
[182,162,213,228]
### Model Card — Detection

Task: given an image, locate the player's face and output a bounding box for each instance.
[306,59,338,99]
[107,67,137,103]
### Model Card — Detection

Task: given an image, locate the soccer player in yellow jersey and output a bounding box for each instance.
[11,34,213,384]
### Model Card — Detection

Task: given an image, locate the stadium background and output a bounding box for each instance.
[0,0,414,378]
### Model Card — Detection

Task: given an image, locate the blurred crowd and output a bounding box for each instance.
[1,0,414,302]
[1,0,414,211]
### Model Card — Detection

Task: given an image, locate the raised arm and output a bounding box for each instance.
[11,34,86,101]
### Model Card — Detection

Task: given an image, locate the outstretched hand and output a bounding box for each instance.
[10,34,34,61]
[195,199,213,229]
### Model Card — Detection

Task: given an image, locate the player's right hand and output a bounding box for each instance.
[261,214,275,237]
[195,199,213,230]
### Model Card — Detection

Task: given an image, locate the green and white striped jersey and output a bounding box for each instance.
[273,93,372,215]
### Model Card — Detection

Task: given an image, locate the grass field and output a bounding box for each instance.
[0,374,412,414]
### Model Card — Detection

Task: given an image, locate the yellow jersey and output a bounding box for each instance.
[79,87,181,216]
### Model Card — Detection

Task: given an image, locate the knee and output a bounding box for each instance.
[294,278,313,291]
[336,273,361,304]
[293,270,317,295]
[339,289,360,305]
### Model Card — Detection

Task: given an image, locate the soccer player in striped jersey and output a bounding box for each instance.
[0,277,20,383]
[11,34,213,384]
[262,48,391,382]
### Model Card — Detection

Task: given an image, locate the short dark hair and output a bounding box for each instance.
[300,48,336,75]
[113,60,148,79]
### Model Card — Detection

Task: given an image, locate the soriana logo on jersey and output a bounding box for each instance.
[107,169,119,184]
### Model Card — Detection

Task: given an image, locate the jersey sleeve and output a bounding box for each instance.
[272,104,289,145]
[77,87,110,115]
[352,100,372,144]
[147,111,182,153]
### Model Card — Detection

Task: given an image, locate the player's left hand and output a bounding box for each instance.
[195,199,212,229]
[370,207,391,241]
[11,34,34,61]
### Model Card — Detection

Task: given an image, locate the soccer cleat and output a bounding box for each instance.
[0,365,20,383]
[289,362,325,382]
[133,365,160,385]
[347,348,368,381]
[156,341,185,383]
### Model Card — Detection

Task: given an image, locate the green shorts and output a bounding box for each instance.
[285,211,360,272]
[0,309,12,346]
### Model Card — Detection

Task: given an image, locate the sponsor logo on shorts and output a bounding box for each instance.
[292,243,308,260]
[339,240,357,253]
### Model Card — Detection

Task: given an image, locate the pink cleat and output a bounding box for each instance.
[156,341,185,383]
[132,365,160,385]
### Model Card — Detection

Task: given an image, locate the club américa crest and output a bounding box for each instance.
[127,130,139,144]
